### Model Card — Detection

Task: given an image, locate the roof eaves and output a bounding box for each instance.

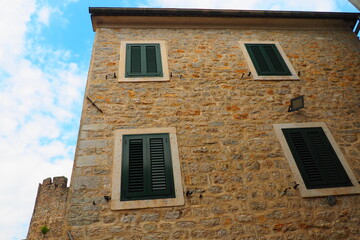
[89,7,359,20]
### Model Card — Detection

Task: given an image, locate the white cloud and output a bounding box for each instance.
[0,0,86,239]
[37,6,52,26]
[0,0,35,70]
[153,0,340,11]
[36,4,65,27]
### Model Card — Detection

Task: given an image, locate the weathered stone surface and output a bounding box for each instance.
[200,217,221,227]
[120,214,136,223]
[143,223,157,232]
[173,230,189,239]
[164,210,181,220]
[109,226,124,233]
[103,215,115,224]
[343,135,358,143]
[143,232,170,240]
[28,13,360,240]
[73,176,101,190]
[79,139,109,149]
[82,124,109,131]
[141,213,160,222]
[26,177,69,240]
[76,155,108,167]
[175,221,196,228]
[236,214,254,222]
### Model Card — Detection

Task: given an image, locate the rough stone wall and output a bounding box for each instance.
[66,24,360,239]
[27,177,69,240]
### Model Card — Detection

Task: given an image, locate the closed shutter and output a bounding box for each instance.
[126,138,144,193]
[121,133,175,201]
[245,44,291,76]
[282,127,353,189]
[125,44,163,77]
[248,45,271,73]
[129,46,142,75]
[146,46,158,74]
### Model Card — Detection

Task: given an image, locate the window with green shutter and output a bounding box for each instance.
[121,133,175,201]
[125,44,163,78]
[282,127,353,189]
[245,43,291,76]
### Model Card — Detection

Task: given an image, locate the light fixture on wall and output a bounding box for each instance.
[288,96,304,112]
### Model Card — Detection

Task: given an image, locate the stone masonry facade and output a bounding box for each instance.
[27,10,360,240]
[27,177,69,239]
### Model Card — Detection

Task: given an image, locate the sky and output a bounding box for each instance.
[0,0,358,239]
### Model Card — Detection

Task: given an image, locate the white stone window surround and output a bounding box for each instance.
[240,41,300,81]
[118,40,170,82]
[273,122,360,198]
[111,127,184,210]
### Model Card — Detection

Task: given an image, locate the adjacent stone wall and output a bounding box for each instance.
[66,23,360,239]
[27,177,69,240]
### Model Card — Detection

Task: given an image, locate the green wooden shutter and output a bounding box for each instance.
[125,44,163,77]
[282,127,353,189]
[129,46,142,75]
[245,44,291,76]
[121,133,175,201]
[247,45,271,74]
[149,136,174,196]
[146,45,158,74]
[121,137,145,200]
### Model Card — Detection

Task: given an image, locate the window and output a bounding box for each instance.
[121,133,174,201]
[240,41,299,80]
[119,41,170,82]
[112,128,184,210]
[125,44,163,78]
[274,122,360,197]
[245,43,291,76]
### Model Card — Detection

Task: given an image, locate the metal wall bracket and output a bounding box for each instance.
[326,196,337,206]
[87,96,104,114]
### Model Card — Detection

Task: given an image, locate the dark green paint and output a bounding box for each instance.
[245,44,291,76]
[121,133,175,201]
[282,127,352,189]
[125,44,163,77]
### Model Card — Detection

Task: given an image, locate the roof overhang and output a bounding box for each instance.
[89,7,359,32]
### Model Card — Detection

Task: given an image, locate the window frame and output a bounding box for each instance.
[125,43,163,78]
[121,133,175,201]
[119,40,170,82]
[112,127,184,210]
[273,122,360,197]
[240,41,300,81]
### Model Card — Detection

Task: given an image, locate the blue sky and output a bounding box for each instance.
[0,0,358,239]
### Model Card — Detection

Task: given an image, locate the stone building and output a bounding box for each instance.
[27,7,360,240]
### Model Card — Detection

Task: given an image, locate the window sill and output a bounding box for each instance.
[253,75,300,81]
[118,77,170,83]
[298,186,360,198]
[111,194,184,210]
